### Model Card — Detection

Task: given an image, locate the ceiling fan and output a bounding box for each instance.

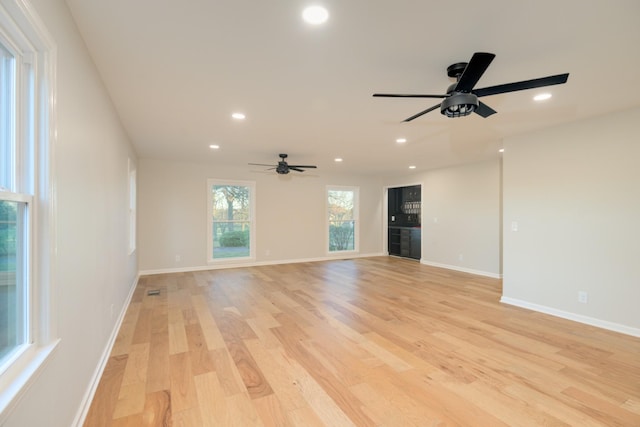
[249,154,317,175]
[373,52,569,122]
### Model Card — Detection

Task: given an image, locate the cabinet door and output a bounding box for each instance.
[400,229,411,257]
[388,228,401,255]
[410,229,421,259]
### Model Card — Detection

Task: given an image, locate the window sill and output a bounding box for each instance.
[0,339,61,424]
[207,256,256,265]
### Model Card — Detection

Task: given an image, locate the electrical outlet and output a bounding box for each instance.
[511,221,519,232]
[175,254,181,262]
[578,291,588,304]
[458,253,464,261]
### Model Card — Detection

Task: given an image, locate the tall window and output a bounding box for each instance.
[207,180,255,261]
[0,38,30,366]
[0,0,55,414]
[327,186,358,252]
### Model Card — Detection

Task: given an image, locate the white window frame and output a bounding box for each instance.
[327,185,359,254]
[0,0,58,420]
[206,179,256,263]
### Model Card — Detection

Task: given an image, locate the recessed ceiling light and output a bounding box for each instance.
[334,158,343,162]
[498,148,504,153]
[396,138,407,144]
[409,165,416,169]
[209,144,220,150]
[231,112,246,120]
[302,5,329,25]
[533,93,552,102]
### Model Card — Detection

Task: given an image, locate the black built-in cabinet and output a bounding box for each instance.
[388,185,421,260]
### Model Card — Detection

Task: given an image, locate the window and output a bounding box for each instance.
[327,186,358,252]
[207,180,255,261]
[0,0,56,417]
[0,36,31,368]
[128,159,136,254]
[0,200,27,362]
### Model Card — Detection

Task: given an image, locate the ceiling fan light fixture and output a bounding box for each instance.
[441,93,478,118]
[534,93,552,101]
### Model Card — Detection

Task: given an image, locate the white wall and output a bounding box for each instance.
[3,0,138,425]
[502,107,640,334]
[383,159,502,278]
[138,158,383,272]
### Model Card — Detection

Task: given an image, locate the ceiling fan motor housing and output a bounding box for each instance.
[441,93,478,117]
[276,163,290,174]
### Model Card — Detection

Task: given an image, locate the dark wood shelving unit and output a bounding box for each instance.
[388,185,421,260]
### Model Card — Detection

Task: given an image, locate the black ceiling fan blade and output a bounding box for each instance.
[248,163,277,167]
[403,103,442,122]
[373,93,447,98]
[454,52,496,93]
[287,165,317,169]
[475,101,497,118]
[473,73,569,97]
[288,167,307,172]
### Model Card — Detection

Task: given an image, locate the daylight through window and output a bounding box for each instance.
[208,181,255,261]
[327,187,358,252]
[0,39,30,367]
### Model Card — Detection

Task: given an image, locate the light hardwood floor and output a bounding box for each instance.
[84,257,640,426]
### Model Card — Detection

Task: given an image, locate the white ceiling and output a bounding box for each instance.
[65,0,640,176]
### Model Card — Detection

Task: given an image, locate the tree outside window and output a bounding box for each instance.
[0,200,26,361]
[328,188,357,252]
[210,183,253,259]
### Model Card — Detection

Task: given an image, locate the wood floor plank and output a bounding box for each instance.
[84,257,640,426]
[193,371,227,427]
[141,390,171,427]
[172,407,202,427]
[146,331,170,393]
[185,322,216,375]
[252,394,293,427]
[210,347,247,397]
[110,413,144,427]
[225,339,274,399]
[350,380,442,427]
[191,294,227,350]
[169,352,198,413]
[225,393,266,427]
[108,346,149,421]
[243,338,311,412]
[112,382,146,420]
[270,327,376,426]
[83,354,128,427]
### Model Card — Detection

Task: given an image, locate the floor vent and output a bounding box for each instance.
[147,289,161,296]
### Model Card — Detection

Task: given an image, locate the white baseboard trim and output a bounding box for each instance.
[139,252,386,276]
[72,274,140,427]
[500,296,640,338]
[420,260,502,279]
